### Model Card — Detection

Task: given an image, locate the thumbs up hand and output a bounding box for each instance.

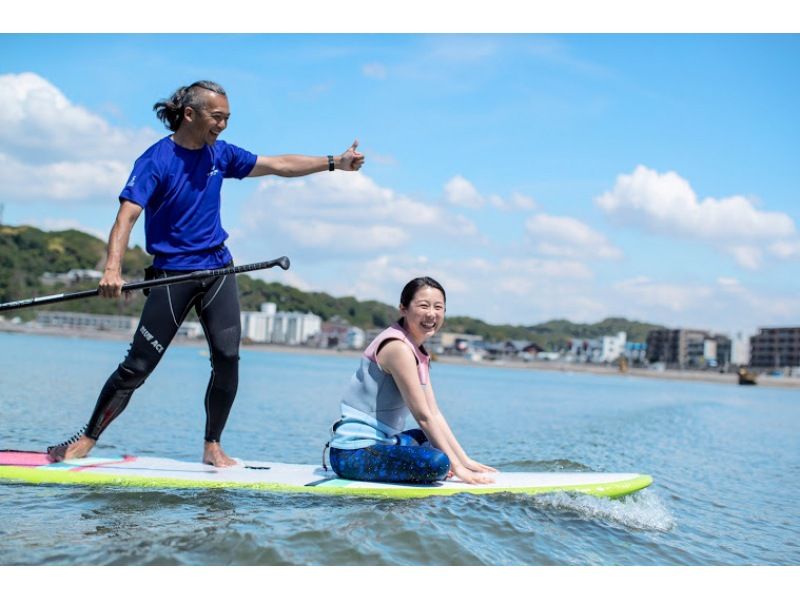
[338,139,365,171]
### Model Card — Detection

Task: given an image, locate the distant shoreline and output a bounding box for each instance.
[2,322,798,389]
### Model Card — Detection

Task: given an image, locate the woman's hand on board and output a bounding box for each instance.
[463,458,497,474]
[451,465,494,485]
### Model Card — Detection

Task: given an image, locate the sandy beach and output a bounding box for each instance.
[2,321,798,389]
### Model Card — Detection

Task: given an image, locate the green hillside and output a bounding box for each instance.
[0,225,150,318]
[446,316,660,346]
[530,316,660,347]
[1,225,663,348]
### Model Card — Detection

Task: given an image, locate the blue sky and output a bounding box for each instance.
[1,33,798,336]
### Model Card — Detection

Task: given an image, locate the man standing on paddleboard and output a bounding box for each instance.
[47,80,364,467]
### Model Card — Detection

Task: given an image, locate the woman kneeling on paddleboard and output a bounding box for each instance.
[325,277,496,485]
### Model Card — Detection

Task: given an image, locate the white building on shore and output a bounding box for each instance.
[569,331,627,363]
[240,302,321,345]
[40,269,103,286]
[35,310,204,338]
[601,331,627,363]
[241,302,276,343]
[31,303,321,346]
[731,332,751,366]
[344,327,366,349]
[36,311,137,333]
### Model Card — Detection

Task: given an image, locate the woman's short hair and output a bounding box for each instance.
[153,81,227,132]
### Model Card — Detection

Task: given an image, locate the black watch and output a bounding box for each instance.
[327,155,335,171]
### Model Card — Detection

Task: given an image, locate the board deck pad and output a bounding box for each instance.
[0,451,652,499]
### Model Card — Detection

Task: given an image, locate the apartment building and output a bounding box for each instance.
[646,328,731,368]
[240,302,322,345]
[750,327,800,369]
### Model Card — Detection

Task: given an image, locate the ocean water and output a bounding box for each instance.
[1,332,798,566]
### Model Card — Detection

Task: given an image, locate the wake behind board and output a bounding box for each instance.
[0,451,652,499]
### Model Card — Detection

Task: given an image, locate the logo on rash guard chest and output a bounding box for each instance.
[207,167,220,177]
[139,325,165,354]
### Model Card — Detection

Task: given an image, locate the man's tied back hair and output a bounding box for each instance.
[153,81,227,132]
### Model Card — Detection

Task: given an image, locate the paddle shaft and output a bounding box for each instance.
[0,256,290,313]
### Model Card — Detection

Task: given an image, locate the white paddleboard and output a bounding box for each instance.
[0,451,652,499]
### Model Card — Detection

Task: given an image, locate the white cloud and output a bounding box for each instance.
[369,152,399,166]
[473,256,593,282]
[233,172,618,326]
[596,165,795,240]
[235,226,798,333]
[595,166,798,270]
[613,276,714,313]
[444,175,484,208]
[342,254,440,306]
[510,192,538,210]
[432,256,604,324]
[256,171,442,226]
[430,256,602,324]
[0,72,156,163]
[421,259,795,332]
[716,277,741,289]
[0,153,129,202]
[769,239,800,260]
[607,275,800,334]
[0,72,158,202]
[292,252,601,326]
[443,175,537,211]
[241,171,480,258]
[595,165,798,269]
[712,275,798,318]
[30,218,106,240]
[525,38,613,79]
[229,167,796,333]
[290,82,334,102]
[427,38,499,64]
[525,213,623,260]
[726,245,763,270]
[280,220,408,251]
[362,62,388,80]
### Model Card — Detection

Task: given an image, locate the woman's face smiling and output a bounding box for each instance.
[400,286,446,345]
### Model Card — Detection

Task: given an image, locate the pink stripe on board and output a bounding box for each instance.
[0,451,51,467]
[71,455,137,472]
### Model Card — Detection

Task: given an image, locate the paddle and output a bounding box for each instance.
[0,256,291,313]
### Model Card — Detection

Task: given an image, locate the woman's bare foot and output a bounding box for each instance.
[203,441,238,467]
[47,435,96,462]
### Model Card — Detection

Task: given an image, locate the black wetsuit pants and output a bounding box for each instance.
[84,266,241,443]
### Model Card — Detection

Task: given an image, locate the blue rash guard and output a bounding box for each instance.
[120,136,257,270]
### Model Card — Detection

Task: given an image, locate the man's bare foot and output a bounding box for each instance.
[47,435,96,462]
[203,441,238,468]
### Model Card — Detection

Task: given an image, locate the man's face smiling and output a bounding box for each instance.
[186,91,231,146]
